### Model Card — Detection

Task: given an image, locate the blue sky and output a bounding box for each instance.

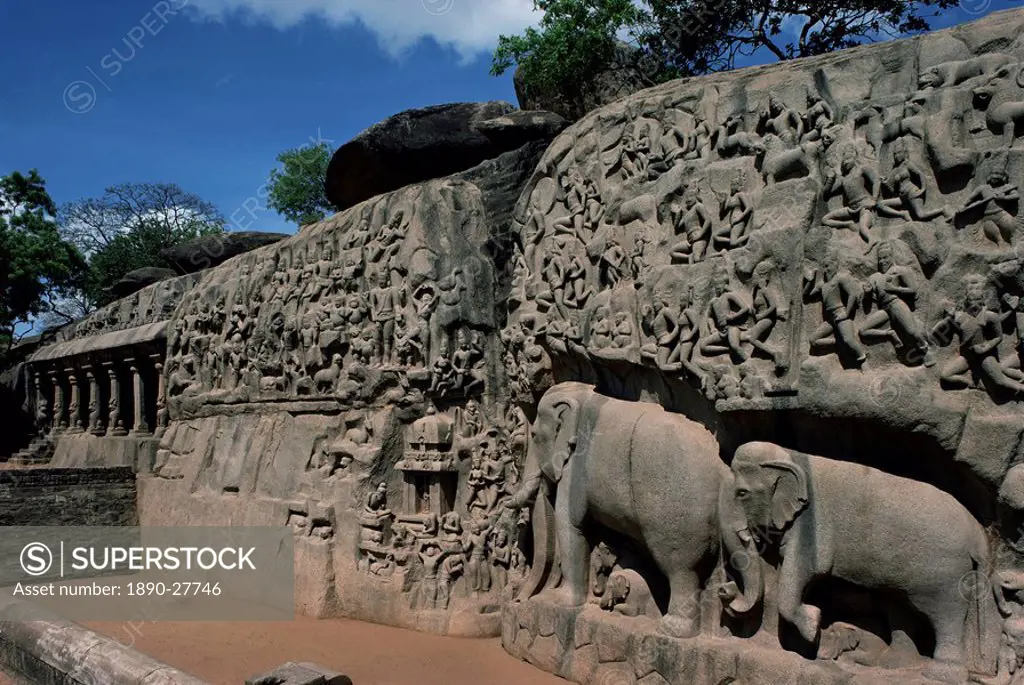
[0,0,1020,237]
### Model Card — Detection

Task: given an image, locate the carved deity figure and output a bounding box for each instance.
[701,268,752,364]
[552,167,588,240]
[958,170,1021,245]
[877,138,951,224]
[858,241,935,366]
[429,340,456,394]
[743,260,789,372]
[822,145,880,243]
[630,232,652,285]
[490,530,511,591]
[933,275,1024,397]
[716,176,755,250]
[671,189,712,264]
[563,253,592,309]
[808,252,868,366]
[803,90,835,143]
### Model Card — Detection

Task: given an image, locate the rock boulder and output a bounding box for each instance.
[160,231,288,274]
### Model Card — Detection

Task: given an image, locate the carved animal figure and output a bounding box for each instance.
[920,53,1016,89]
[314,354,343,393]
[973,63,1024,147]
[506,382,762,638]
[730,441,998,678]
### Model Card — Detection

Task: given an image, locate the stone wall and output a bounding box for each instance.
[0,467,137,527]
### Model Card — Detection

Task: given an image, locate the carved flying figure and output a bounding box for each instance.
[716,176,755,250]
[858,241,935,366]
[877,138,952,223]
[932,275,1024,398]
[822,145,881,243]
[807,251,868,366]
[957,170,1021,245]
[671,189,712,265]
[700,267,752,364]
[742,260,789,372]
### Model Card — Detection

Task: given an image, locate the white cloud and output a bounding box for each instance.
[184,0,540,61]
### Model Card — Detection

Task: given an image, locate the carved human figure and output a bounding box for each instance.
[743,260,789,372]
[553,167,588,240]
[370,271,396,365]
[701,268,752,364]
[366,482,391,516]
[822,145,880,243]
[630,232,652,284]
[958,170,1021,245]
[463,520,491,594]
[807,252,867,365]
[671,189,712,264]
[988,570,1024,685]
[618,131,647,180]
[878,138,952,223]
[858,241,935,366]
[599,239,627,289]
[541,247,569,316]
[429,340,456,394]
[438,553,464,610]
[715,113,764,158]
[803,90,835,142]
[589,542,616,601]
[562,254,592,309]
[716,176,754,250]
[490,529,511,590]
[441,511,462,542]
[418,542,443,609]
[582,178,604,238]
[760,94,804,141]
[933,275,1024,397]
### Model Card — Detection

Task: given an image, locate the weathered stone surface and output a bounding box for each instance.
[0,466,137,526]
[472,111,569,150]
[246,661,353,685]
[108,266,179,299]
[324,101,516,211]
[496,7,1024,685]
[160,231,288,274]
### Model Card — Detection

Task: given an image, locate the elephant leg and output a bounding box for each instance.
[660,569,702,638]
[778,553,821,646]
[916,589,968,669]
[551,471,588,607]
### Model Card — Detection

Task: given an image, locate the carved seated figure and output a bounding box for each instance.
[365,482,391,518]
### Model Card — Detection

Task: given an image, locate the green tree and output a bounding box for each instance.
[0,170,87,357]
[59,183,224,310]
[266,142,333,227]
[493,0,959,108]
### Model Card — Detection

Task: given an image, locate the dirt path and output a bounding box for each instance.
[83,616,565,685]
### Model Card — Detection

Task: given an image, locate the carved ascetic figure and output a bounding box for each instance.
[858,241,935,366]
[730,442,996,678]
[878,138,952,223]
[366,482,391,516]
[464,520,491,593]
[933,275,1024,397]
[670,189,712,264]
[958,170,1021,244]
[504,382,762,638]
[716,176,755,250]
[808,251,867,366]
[822,145,880,243]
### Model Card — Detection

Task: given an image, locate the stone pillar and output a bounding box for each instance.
[86,365,105,436]
[151,353,168,439]
[105,362,127,437]
[28,368,47,432]
[49,369,65,435]
[67,366,84,434]
[128,358,150,436]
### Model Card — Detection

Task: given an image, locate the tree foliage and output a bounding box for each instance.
[493,0,959,105]
[59,183,224,310]
[266,142,333,227]
[0,170,87,357]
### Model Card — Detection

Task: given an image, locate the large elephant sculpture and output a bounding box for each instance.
[506,382,761,637]
[730,441,998,676]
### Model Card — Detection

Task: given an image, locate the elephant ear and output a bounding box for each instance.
[549,397,580,481]
[764,460,808,531]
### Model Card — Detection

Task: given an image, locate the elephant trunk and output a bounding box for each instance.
[718,472,764,615]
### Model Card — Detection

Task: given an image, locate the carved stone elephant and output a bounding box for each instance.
[506,382,761,637]
[730,441,998,676]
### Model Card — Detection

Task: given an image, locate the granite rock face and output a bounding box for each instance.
[108,266,179,299]
[497,8,1024,684]
[16,9,1024,685]
[160,231,288,274]
[325,101,524,211]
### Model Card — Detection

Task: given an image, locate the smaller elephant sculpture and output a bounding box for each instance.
[730,442,998,679]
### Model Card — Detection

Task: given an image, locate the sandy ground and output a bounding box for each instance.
[76,616,565,685]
